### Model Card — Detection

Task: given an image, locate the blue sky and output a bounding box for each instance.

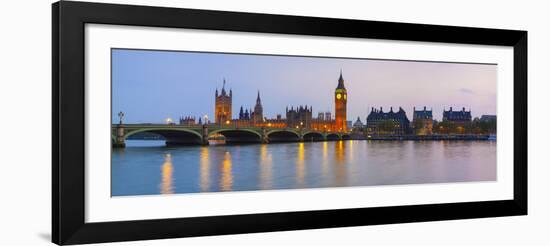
[112,49,497,123]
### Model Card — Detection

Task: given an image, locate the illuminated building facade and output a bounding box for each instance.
[334,71,348,132]
[213,72,348,132]
[214,79,232,124]
[286,105,313,129]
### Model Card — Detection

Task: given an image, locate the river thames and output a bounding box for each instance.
[111,140,496,196]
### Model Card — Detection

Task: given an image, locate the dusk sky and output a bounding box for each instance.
[112,49,497,124]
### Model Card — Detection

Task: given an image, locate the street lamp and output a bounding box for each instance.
[117,111,124,125]
[203,115,208,125]
[165,117,173,124]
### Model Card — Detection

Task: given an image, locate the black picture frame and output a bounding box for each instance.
[52,1,527,245]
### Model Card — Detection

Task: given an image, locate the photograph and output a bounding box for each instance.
[111,48,498,196]
[0,0,537,244]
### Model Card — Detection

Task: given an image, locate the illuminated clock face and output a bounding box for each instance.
[343,94,347,100]
[336,93,342,99]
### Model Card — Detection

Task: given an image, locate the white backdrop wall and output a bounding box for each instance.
[0,0,547,245]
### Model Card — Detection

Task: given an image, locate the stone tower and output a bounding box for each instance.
[215,79,232,124]
[253,90,264,124]
[334,70,348,132]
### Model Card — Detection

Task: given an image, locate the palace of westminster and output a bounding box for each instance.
[206,71,349,132]
[178,71,494,135]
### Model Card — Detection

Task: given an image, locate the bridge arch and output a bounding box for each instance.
[326,133,341,141]
[267,129,301,142]
[124,128,203,145]
[302,131,325,141]
[341,134,351,140]
[209,128,263,143]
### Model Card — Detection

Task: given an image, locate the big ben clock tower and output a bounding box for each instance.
[335,70,347,132]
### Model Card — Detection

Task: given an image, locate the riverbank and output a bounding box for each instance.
[350,134,494,141]
[127,134,495,142]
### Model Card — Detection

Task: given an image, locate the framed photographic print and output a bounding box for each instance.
[52,1,527,245]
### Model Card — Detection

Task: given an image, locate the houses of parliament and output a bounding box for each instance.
[210,71,348,132]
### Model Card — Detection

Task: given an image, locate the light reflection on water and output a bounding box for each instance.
[111,140,496,196]
[199,147,209,192]
[259,144,272,190]
[159,153,173,194]
[220,151,233,191]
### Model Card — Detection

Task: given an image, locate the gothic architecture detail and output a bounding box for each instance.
[334,70,348,132]
[179,116,197,126]
[286,105,313,129]
[211,72,348,132]
[214,79,232,124]
[253,91,264,124]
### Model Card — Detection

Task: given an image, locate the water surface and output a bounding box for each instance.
[112,140,496,196]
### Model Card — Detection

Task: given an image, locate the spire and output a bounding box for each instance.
[221,78,227,96]
[336,70,346,89]
[256,90,261,104]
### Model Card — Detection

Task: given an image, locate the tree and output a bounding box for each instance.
[377,120,399,135]
[434,120,456,135]
[462,117,497,135]
[413,119,425,135]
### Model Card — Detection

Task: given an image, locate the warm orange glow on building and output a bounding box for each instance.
[215,80,232,124]
[212,71,348,133]
[335,71,348,132]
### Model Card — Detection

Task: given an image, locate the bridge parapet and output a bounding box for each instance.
[111,124,350,147]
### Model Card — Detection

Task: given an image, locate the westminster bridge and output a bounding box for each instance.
[112,124,351,147]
